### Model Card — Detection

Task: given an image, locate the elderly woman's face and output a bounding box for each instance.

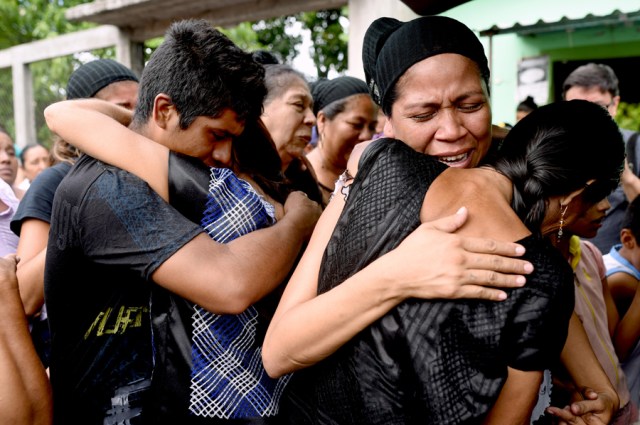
[386,54,492,169]
[261,77,315,169]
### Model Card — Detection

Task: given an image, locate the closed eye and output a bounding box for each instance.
[458,102,485,112]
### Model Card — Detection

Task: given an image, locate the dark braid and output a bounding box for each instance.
[487,100,624,237]
[494,127,566,234]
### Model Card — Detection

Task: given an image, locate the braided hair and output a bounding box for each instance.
[489,100,624,236]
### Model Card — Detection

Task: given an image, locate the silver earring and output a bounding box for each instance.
[558,204,568,241]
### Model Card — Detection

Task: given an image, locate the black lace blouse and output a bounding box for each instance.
[281,138,575,424]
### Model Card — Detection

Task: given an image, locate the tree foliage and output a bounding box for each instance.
[299,7,348,78]
[616,102,640,132]
[250,7,348,78]
[0,0,97,146]
[0,2,349,145]
[252,16,302,65]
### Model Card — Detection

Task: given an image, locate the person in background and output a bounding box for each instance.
[259,63,324,204]
[516,95,538,122]
[563,63,640,254]
[307,76,378,204]
[11,58,139,370]
[0,125,22,256]
[0,124,24,199]
[604,196,640,410]
[11,58,140,324]
[16,144,51,191]
[0,254,52,425]
[550,196,637,425]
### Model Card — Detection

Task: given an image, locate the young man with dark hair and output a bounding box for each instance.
[563,62,640,254]
[44,20,320,424]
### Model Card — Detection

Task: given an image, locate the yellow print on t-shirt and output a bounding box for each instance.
[84,305,149,340]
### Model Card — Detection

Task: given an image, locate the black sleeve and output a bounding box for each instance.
[168,151,210,225]
[76,166,204,281]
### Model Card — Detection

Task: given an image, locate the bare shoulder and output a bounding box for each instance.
[422,168,484,220]
[423,168,530,241]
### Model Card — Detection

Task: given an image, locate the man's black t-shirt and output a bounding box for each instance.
[45,155,202,425]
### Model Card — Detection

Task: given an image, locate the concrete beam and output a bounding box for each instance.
[0,26,125,69]
[67,0,348,41]
[0,25,139,148]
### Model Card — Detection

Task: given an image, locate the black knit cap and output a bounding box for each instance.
[311,76,370,116]
[362,16,490,109]
[66,59,139,100]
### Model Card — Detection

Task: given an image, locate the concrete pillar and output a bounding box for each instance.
[12,62,35,148]
[114,29,145,78]
[347,0,418,79]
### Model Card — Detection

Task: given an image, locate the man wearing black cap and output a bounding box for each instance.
[10,58,141,372]
[66,58,139,110]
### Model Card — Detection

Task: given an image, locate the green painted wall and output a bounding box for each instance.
[440,0,640,124]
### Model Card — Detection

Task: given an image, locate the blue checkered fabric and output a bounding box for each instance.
[189,168,291,418]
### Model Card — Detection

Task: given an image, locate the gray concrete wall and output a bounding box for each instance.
[348,0,418,79]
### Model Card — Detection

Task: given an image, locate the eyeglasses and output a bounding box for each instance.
[593,99,615,110]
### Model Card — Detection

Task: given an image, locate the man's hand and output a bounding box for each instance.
[377,207,533,302]
[546,387,618,425]
[283,191,323,240]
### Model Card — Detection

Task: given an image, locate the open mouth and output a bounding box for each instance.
[437,151,471,166]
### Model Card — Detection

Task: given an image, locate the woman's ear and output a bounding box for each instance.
[316,111,327,135]
[152,94,176,129]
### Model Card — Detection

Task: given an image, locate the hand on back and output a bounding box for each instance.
[376,207,533,302]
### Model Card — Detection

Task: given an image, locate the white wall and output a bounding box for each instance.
[347,0,418,79]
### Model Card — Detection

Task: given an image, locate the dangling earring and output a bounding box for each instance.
[557,204,568,241]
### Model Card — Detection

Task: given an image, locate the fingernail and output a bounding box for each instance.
[514,245,525,255]
[516,276,526,285]
[523,262,534,273]
[497,292,507,300]
[456,206,466,214]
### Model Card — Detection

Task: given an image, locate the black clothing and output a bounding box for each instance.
[285,157,324,206]
[11,161,72,235]
[45,155,202,425]
[282,138,574,424]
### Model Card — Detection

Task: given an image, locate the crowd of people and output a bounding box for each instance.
[1,12,639,425]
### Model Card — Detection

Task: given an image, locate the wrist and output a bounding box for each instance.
[362,254,409,305]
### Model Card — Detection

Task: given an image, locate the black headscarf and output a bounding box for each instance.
[311,76,370,116]
[362,16,490,111]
